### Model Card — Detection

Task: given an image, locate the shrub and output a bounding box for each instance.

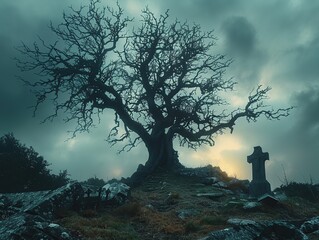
[0,133,69,193]
[227,180,249,193]
[185,221,200,233]
[81,177,106,187]
[276,182,319,202]
[165,192,180,205]
[81,209,98,218]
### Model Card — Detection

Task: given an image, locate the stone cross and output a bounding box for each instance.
[247,146,271,197]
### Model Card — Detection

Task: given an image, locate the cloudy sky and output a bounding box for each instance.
[1,0,318,188]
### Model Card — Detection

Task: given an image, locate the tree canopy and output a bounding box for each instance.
[17,0,292,185]
[0,133,69,193]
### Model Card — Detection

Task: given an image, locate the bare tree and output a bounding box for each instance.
[17,0,292,185]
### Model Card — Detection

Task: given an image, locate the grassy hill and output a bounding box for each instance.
[57,169,319,240]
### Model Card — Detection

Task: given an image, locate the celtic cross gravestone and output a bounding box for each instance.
[247,146,271,197]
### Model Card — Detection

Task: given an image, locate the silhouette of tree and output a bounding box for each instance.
[0,133,69,193]
[17,0,292,185]
[82,176,106,187]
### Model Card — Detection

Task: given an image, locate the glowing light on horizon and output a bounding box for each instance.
[112,167,123,178]
[180,134,250,179]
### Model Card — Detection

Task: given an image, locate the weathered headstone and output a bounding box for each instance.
[247,146,271,197]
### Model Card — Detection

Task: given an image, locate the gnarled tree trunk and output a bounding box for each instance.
[126,130,184,186]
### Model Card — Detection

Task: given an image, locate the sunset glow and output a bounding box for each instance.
[180,134,250,179]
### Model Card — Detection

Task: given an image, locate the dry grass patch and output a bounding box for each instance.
[138,207,184,235]
[114,202,141,217]
[58,213,138,240]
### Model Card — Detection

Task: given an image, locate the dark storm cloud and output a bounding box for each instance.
[292,87,319,137]
[157,0,239,21]
[270,88,319,184]
[0,0,65,125]
[0,0,94,176]
[283,38,319,83]
[0,32,32,129]
[151,0,269,87]
[221,16,256,57]
[219,16,267,87]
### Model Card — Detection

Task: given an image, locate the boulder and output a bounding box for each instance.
[195,192,224,200]
[308,230,319,239]
[243,201,262,210]
[226,179,250,193]
[202,177,219,185]
[212,181,228,188]
[177,209,199,220]
[178,165,229,181]
[227,218,258,226]
[0,183,86,239]
[0,213,81,240]
[200,219,308,240]
[301,216,319,234]
[199,226,260,240]
[102,180,130,205]
[81,184,101,198]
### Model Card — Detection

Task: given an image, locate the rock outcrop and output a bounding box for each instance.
[1,182,84,219]
[178,165,249,194]
[0,182,84,240]
[0,213,80,240]
[199,218,317,240]
[301,216,319,234]
[102,180,131,205]
[0,180,133,239]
